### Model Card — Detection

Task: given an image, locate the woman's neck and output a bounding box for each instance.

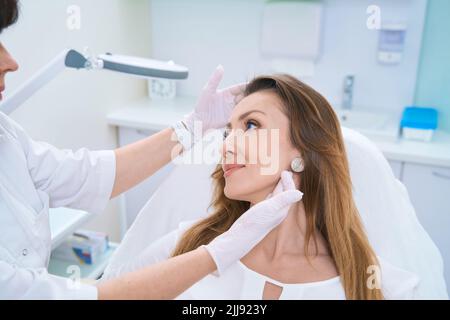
[255,200,330,261]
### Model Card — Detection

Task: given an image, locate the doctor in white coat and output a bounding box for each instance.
[0,0,304,299]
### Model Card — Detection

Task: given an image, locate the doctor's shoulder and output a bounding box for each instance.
[376,256,420,300]
[0,111,20,138]
[0,111,33,149]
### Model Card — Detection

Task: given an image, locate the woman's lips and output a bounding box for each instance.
[223,164,245,177]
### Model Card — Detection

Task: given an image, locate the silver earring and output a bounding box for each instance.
[291,157,304,173]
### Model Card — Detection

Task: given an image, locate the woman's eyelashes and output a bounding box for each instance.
[223,119,260,140]
[245,119,259,131]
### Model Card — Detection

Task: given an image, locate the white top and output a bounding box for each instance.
[0,112,116,299]
[103,220,420,300]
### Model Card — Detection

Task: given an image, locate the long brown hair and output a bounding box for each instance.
[172,74,383,300]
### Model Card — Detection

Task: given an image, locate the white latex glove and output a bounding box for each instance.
[183,65,246,135]
[204,171,303,275]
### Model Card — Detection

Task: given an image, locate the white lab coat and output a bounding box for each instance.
[0,112,116,299]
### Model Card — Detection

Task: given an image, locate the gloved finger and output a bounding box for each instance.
[265,170,293,200]
[280,170,296,192]
[229,82,247,97]
[220,82,247,105]
[265,177,283,200]
[272,176,285,196]
[267,189,303,212]
[234,94,245,105]
[204,65,225,92]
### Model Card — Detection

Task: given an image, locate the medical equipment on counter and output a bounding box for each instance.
[52,230,109,265]
[401,107,438,142]
[106,127,448,299]
[0,48,189,115]
[148,78,177,100]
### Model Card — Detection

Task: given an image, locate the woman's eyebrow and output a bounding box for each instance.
[226,110,266,128]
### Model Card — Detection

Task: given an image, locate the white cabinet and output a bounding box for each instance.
[118,127,175,233]
[402,163,450,288]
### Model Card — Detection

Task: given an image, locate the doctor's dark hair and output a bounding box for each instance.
[172,74,383,300]
[0,0,19,34]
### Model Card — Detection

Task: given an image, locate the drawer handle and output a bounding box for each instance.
[432,171,450,180]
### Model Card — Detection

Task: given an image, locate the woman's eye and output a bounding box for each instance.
[223,120,258,140]
[245,120,258,131]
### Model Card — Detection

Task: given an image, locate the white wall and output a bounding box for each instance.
[2,0,152,242]
[150,0,427,112]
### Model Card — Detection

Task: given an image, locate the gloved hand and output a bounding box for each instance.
[204,171,303,275]
[183,65,246,136]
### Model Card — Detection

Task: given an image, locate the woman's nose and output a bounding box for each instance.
[0,46,19,74]
[222,129,240,159]
[222,130,248,165]
[222,135,234,159]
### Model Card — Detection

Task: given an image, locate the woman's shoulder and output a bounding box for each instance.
[377,256,420,299]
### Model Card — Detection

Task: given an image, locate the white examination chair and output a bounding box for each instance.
[105,127,448,299]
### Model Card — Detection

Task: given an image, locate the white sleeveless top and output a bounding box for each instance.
[102,221,420,300]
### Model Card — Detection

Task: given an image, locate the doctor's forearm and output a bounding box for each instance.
[111,128,182,198]
[97,247,216,300]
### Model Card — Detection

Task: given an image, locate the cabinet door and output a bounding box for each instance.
[118,127,175,230]
[402,163,450,289]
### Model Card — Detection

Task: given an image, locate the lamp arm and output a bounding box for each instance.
[0,49,74,115]
[0,49,188,115]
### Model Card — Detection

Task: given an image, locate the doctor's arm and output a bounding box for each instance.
[97,246,214,299]
[14,67,244,213]
[110,67,245,198]
[0,261,98,299]
[0,247,212,300]
[0,172,300,299]
[111,127,181,198]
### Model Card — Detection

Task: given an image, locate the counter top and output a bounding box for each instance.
[107,97,450,168]
[372,130,450,168]
[49,208,93,250]
[107,96,197,132]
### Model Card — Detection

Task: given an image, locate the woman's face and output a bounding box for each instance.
[222,90,300,204]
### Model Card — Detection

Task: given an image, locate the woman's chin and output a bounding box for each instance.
[224,189,244,201]
[224,185,251,202]
[224,185,272,204]
[223,168,281,202]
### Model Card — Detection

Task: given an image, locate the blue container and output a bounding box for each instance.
[400,106,438,130]
[400,107,438,141]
